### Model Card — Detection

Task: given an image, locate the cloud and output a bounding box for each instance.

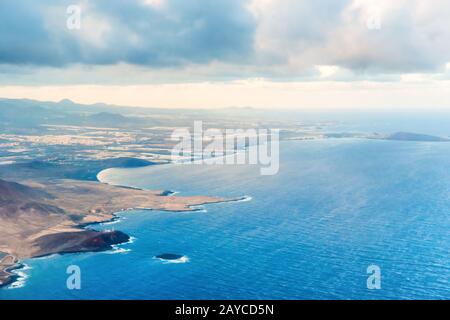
[1,0,450,82]
[250,0,450,74]
[0,0,255,67]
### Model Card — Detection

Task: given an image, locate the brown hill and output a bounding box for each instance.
[0,178,224,287]
[0,179,51,202]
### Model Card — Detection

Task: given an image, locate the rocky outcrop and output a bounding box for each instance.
[34,230,130,257]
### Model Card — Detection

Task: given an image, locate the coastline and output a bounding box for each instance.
[1,164,245,289]
[0,255,20,288]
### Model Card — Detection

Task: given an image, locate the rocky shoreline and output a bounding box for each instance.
[0,178,228,288]
[0,255,20,287]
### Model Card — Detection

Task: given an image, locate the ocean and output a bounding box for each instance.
[1,139,449,299]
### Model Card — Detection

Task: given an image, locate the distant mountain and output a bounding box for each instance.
[84,112,140,127]
[0,100,64,127]
[56,98,77,108]
[0,98,152,128]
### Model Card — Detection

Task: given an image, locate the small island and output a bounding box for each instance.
[384,132,450,142]
[156,253,185,261]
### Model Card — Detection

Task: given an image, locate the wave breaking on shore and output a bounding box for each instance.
[7,263,32,290]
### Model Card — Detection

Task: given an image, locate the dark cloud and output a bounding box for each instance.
[0,0,255,66]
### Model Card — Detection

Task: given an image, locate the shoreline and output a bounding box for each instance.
[1,167,247,289]
[0,255,21,288]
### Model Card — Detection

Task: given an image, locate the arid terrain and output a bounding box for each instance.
[0,178,225,287]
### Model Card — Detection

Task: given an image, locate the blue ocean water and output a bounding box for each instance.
[1,139,449,299]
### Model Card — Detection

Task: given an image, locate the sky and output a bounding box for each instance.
[0,0,450,109]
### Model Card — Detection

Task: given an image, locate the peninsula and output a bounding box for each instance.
[0,178,224,287]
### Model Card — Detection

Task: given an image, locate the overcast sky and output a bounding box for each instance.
[1,0,450,108]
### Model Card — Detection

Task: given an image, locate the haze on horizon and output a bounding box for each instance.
[1,0,450,109]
